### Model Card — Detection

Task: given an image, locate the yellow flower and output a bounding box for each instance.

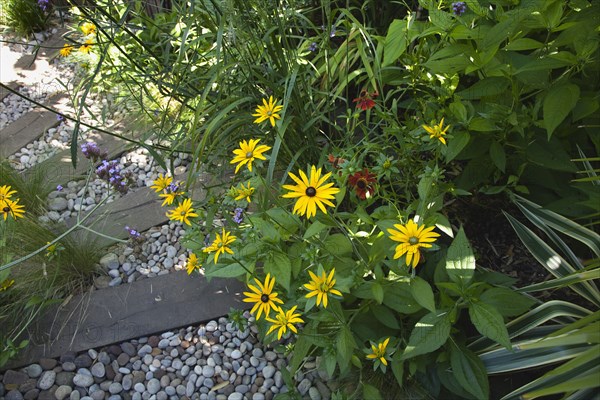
[266,306,304,340]
[186,253,201,275]
[0,278,15,292]
[81,22,96,36]
[166,198,198,226]
[230,139,271,174]
[46,241,58,259]
[151,174,173,193]
[159,189,184,207]
[387,219,440,268]
[1,198,25,220]
[282,165,340,219]
[242,273,284,320]
[234,182,255,203]
[203,227,236,264]
[366,338,390,366]
[79,39,93,54]
[59,44,73,57]
[423,118,450,145]
[252,96,283,127]
[0,185,17,202]
[303,268,342,308]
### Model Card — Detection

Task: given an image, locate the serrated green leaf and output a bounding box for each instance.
[402,311,451,359]
[446,227,475,285]
[303,220,328,239]
[383,19,409,67]
[456,77,510,100]
[392,352,404,387]
[371,304,401,329]
[204,262,247,279]
[451,344,489,400]
[323,233,353,255]
[504,38,544,50]
[445,131,470,162]
[264,252,291,291]
[480,287,536,317]
[490,141,506,173]
[337,326,356,369]
[410,276,436,313]
[371,282,384,304]
[543,83,580,138]
[362,383,384,400]
[383,282,423,314]
[470,301,511,349]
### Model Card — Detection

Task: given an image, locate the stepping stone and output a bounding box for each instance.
[0,93,69,157]
[2,271,246,370]
[0,81,19,102]
[13,28,69,70]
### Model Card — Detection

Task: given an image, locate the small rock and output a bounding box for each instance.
[5,390,24,400]
[73,374,94,388]
[54,385,72,400]
[25,364,43,379]
[37,371,56,390]
[3,370,28,385]
[308,386,321,400]
[91,363,105,378]
[262,365,275,380]
[147,378,160,394]
[99,253,119,268]
[48,197,68,211]
[297,378,311,396]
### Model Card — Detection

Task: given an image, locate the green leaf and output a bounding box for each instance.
[469,117,499,131]
[469,301,511,349]
[371,304,401,329]
[526,138,577,172]
[456,77,510,100]
[362,383,383,400]
[337,326,356,369]
[446,227,475,285]
[402,311,451,360]
[383,19,409,67]
[204,262,247,279]
[543,83,580,138]
[410,276,436,313]
[429,7,454,30]
[290,322,315,373]
[504,38,544,51]
[391,352,404,387]
[266,208,299,235]
[451,344,490,400]
[371,282,384,304]
[449,101,468,122]
[445,131,470,162]
[303,220,328,239]
[480,287,536,317]
[489,141,506,173]
[264,252,291,292]
[248,215,281,243]
[323,233,353,255]
[383,282,423,314]
[323,352,336,378]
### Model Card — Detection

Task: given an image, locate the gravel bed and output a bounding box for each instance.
[0,318,333,400]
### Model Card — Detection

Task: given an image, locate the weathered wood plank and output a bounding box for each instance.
[0,93,68,157]
[3,271,246,370]
[0,81,19,102]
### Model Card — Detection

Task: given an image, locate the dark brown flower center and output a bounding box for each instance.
[3,207,9,213]
[261,294,269,303]
[305,187,317,197]
[356,178,367,189]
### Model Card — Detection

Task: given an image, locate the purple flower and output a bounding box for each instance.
[37,0,49,11]
[308,42,318,52]
[56,184,63,191]
[452,2,467,16]
[96,159,131,194]
[81,141,107,161]
[233,207,244,224]
[125,226,141,239]
[56,114,65,122]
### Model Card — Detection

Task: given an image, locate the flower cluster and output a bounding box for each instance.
[37,0,49,12]
[452,1,467,16]
[125,225,142,241]
[96,159,132,194]
[59,44,73,57]
[423,118,450,145]
[0,185,25,221]
[232,207,244,224]
[0,278,15,292]
[353,89,378,111]
[388,219,440,268]
[81,141,107,162]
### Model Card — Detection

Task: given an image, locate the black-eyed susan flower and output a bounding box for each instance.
[151,174,173,193]
[266,306,304,340]
[282,165,340,219]
[186,253,201,275]
[348,168,377,200]
[0,278,15,291]
[1,198,25,220]
[366,338,391,368]
[423,118,450,145]
[0,185,16,202]
[81,22,96,36]
[230,139,271,174]
[252,96,283,127]
[303,268,342,308]
[166,198,198,226]
[203,227,236,264]
[387,219,440,268]
[59,44,73,57]
[234,182,255,203]
[243,273,284,320]
[79,39,93,54]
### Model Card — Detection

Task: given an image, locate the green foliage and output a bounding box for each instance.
[475,195,600,399]
[0,0,49,35]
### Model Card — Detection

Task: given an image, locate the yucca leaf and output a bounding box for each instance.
[518,268,600,293]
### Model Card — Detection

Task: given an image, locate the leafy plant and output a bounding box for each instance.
[0,0,50,35]
[473,194,600,399]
